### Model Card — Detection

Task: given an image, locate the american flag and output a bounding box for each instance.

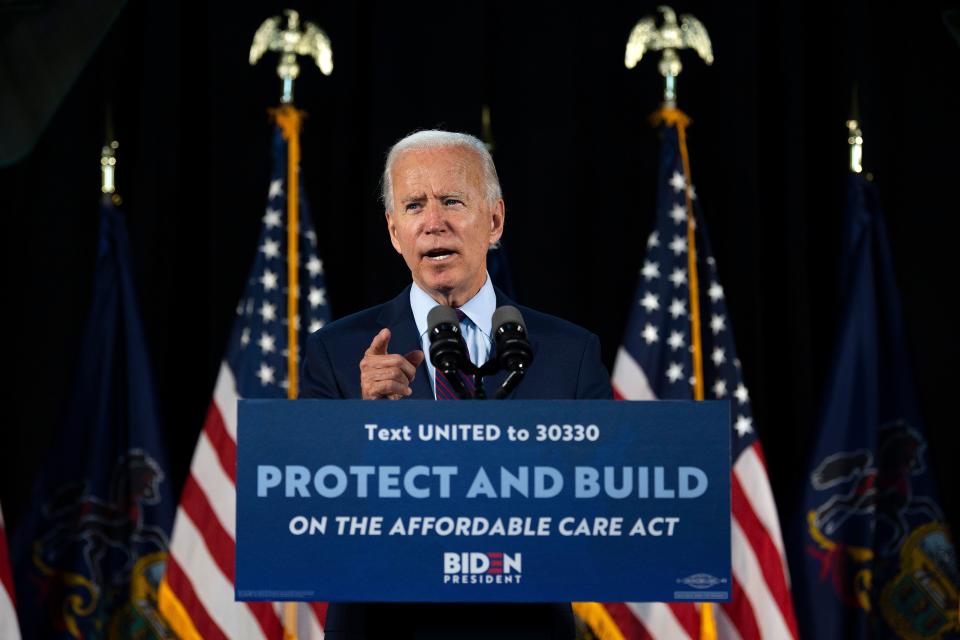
[159,109,332,640]
[600,111,799,639]
[0,502,20,640]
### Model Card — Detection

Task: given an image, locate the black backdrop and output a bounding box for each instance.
[2,0,959,552]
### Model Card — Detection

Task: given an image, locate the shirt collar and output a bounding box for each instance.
[410,274,496,339]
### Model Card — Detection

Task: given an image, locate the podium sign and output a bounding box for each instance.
[236,400,731,603]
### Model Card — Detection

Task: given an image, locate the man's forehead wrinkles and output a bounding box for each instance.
[391,147,485,205]
[398,155,472,176]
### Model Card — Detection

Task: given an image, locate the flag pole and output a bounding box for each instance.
[626,7,716,640]
[847,84,864,175]
[847,120,863,174]
[645,109,707,403]
[251,11,334,640]
[100,138,121,207]
[273,106,302,401]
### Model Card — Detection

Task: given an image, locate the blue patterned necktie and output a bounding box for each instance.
[435,309,475,400]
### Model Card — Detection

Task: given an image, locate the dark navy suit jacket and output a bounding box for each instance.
[300,285,612,639]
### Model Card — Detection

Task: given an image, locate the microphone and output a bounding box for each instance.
[492,306,533,399]
[492,306,533,372]
[427,305,471,398]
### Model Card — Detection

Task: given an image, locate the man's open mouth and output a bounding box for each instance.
[424,249,457,262]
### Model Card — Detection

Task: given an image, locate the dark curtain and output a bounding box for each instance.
[2,0,958,543]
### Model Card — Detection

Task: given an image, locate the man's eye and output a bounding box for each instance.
[443,198,463,207]
[405,202,422,212]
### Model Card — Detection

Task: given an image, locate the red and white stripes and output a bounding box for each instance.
[0,503,21,640]
[160,363,325,639]
[605,350,798,640]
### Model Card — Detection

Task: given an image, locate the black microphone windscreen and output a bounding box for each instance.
[427,305,459,332]
[492,305,526,333]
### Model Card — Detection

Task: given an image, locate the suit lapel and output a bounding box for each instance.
[377,286,433,400]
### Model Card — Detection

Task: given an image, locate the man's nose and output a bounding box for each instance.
[423,200,447,233]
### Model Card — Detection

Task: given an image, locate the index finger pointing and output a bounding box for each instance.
[366,328,391,356]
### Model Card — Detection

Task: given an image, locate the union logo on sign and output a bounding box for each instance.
[677,573,727,589]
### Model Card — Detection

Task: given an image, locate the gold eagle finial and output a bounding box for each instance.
[625,6,713,106]
[250,9,333,104]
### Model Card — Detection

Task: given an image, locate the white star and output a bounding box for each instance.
[734,358,741,369]
[711,347,726,367]
[304,229,317,246]
[710,314,726,335]
[666,362,684,383]
[647,231,660,248]
[667,331,685,351]
[707,256,716,266]
[260,270,278,291]
[641,323,659,344]
[306,256,324,277]
[669,268,687,288]
[240,327,251,347]
[708,282,724,302]
[308,287,327,308]
[734,415,753,437]
[280,378,289,390]
[268,179,283,199]
[669,172,686,193]
[256,362,275,386]
[689,185,698,200]
[260,301,277,323]
[670,204,686,225]
[641,260,660,280]
[263,209,281,228]
[713,379,728,398]
[689,376,697,387]
[309,319,325,333]
[261,239,280,259]
[640,292,660,312]
[669,235,687,256]
[669,298,687,319]
[258,332,276,354]
[735,383,749,405]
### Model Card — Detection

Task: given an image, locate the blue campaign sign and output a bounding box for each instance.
[235,400,731,603]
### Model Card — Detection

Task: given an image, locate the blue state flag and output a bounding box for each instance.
[790,173,959,639]
[12,198,175,639]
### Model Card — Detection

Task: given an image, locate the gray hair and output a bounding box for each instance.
[381,130,502,211]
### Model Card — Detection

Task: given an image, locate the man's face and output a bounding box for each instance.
[386,145,505,306]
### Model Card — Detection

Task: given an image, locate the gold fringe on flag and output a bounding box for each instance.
[270,103,306,640]
[572,602,627,640]
[158,579,203,640]
[271,104,305,403]
[650,106,716,640]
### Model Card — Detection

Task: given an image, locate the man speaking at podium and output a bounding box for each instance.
[301,130,612,639]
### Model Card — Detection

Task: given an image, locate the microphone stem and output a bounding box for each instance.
[474,374,486,400]
[494,370,525,400]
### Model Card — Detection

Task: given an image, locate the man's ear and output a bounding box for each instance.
[385,210,403,254]
[489,199,505,245]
